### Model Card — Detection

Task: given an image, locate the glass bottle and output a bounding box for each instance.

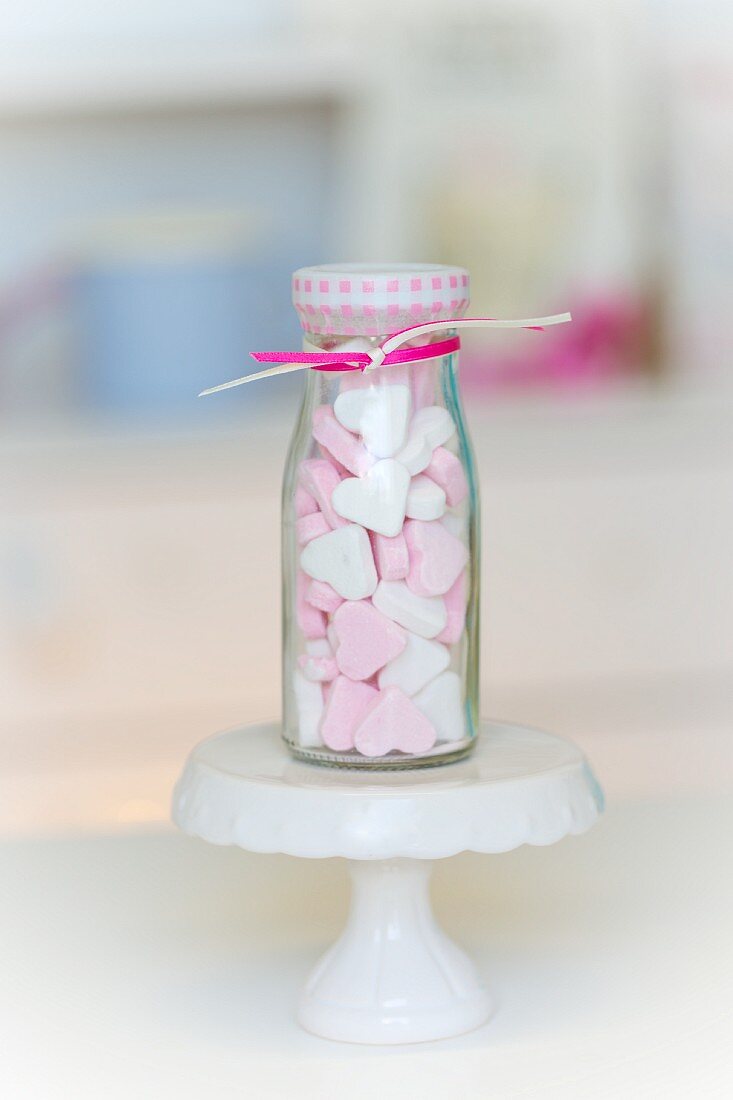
[282,264,479,767]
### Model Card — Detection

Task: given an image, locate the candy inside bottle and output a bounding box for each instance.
[282,264,479,768]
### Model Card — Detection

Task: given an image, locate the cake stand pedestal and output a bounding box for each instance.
[172,721,603,1045]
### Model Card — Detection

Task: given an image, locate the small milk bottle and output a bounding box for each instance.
[282,264,480,767]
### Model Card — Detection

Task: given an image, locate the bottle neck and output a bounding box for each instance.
[300,329,459,377]
[297,329,459,414]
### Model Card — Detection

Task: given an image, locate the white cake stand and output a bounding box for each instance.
[172,721,603,1045]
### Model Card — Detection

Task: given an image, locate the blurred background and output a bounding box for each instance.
[2,0,732,834]
[2,1,733,1095]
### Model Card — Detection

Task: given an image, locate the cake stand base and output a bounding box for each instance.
[298,858,491,1044]
[173,721,602,1045]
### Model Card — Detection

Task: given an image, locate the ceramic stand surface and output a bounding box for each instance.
[173,722,603,1045]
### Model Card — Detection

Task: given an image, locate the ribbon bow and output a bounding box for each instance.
[199,313,572,396]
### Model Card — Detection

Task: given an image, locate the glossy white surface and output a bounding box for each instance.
[173,721,601,1043]
[298,859,493,1044]
[172,722,602,860]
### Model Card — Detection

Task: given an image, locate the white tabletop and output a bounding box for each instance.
[2,791,731,1099]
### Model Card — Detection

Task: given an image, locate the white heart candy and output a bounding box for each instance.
[334,384,411,458]
[441,510,465,538]
[405,474,446,521]
[332,459,410,537]
[394,426,433,474]
[292,670,324,747]
[378,631,450,696]
[395,406,457,473]
[300,637,337,683]
[300,524,377,600]
[410,406,456,449]
[413,670,466,742]
[372,580,447,639]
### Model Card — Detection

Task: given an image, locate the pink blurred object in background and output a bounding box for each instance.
[461,296,648,394]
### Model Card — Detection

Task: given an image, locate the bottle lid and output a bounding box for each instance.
[292,263,470,337]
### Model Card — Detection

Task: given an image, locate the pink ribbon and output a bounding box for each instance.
[250,334,461,373]
[199,313,572,395]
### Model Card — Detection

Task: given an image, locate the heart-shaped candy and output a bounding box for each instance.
[331,459,410,537]
[298,639,336,684]
[413,670,466,743]
[405,474,446,521]
[296,571,326,639]
[395,406,456,474]
[305,579,343,614]
[378,630,449,696]
[372,580,447,639]
[300,524,377,601]
[441,509,465,538]
[436,571,468,644]
[404,518,468,596]
[295,485,318,517]
[410,406,456,449]
[292,670,324,747]
[296,511,330,546]
[298,652,338,682]
[321,675,379,751]
[424,446,468,507]
[332,600,407,680]
[394,427,433,475]
[370,530,409,581]
[299,458,346,529]
[312,406,375,477]
[354,686,437,757]
[334,384,411,458]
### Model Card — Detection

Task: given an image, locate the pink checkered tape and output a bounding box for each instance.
[196,254,572,396]
[291,263,470,337]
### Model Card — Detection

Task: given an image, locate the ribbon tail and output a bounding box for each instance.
[458,312,572,328]
[199,360,311,396]
[380,312,572,356]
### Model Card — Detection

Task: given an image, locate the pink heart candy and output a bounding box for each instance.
[295,571,326,640]
[370,530,410,581]
[296,511,330,546]
[436,571,468,644]
[317,444,350,478]
[294,485,318,518]
[305,579,344,614]
[354,686,437,757]
[424,447,468,507]
[332,600,407,681]
[404,519,468,596]
[312,406,375,478]
[299,458,346,530]
[321,676,379,751]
